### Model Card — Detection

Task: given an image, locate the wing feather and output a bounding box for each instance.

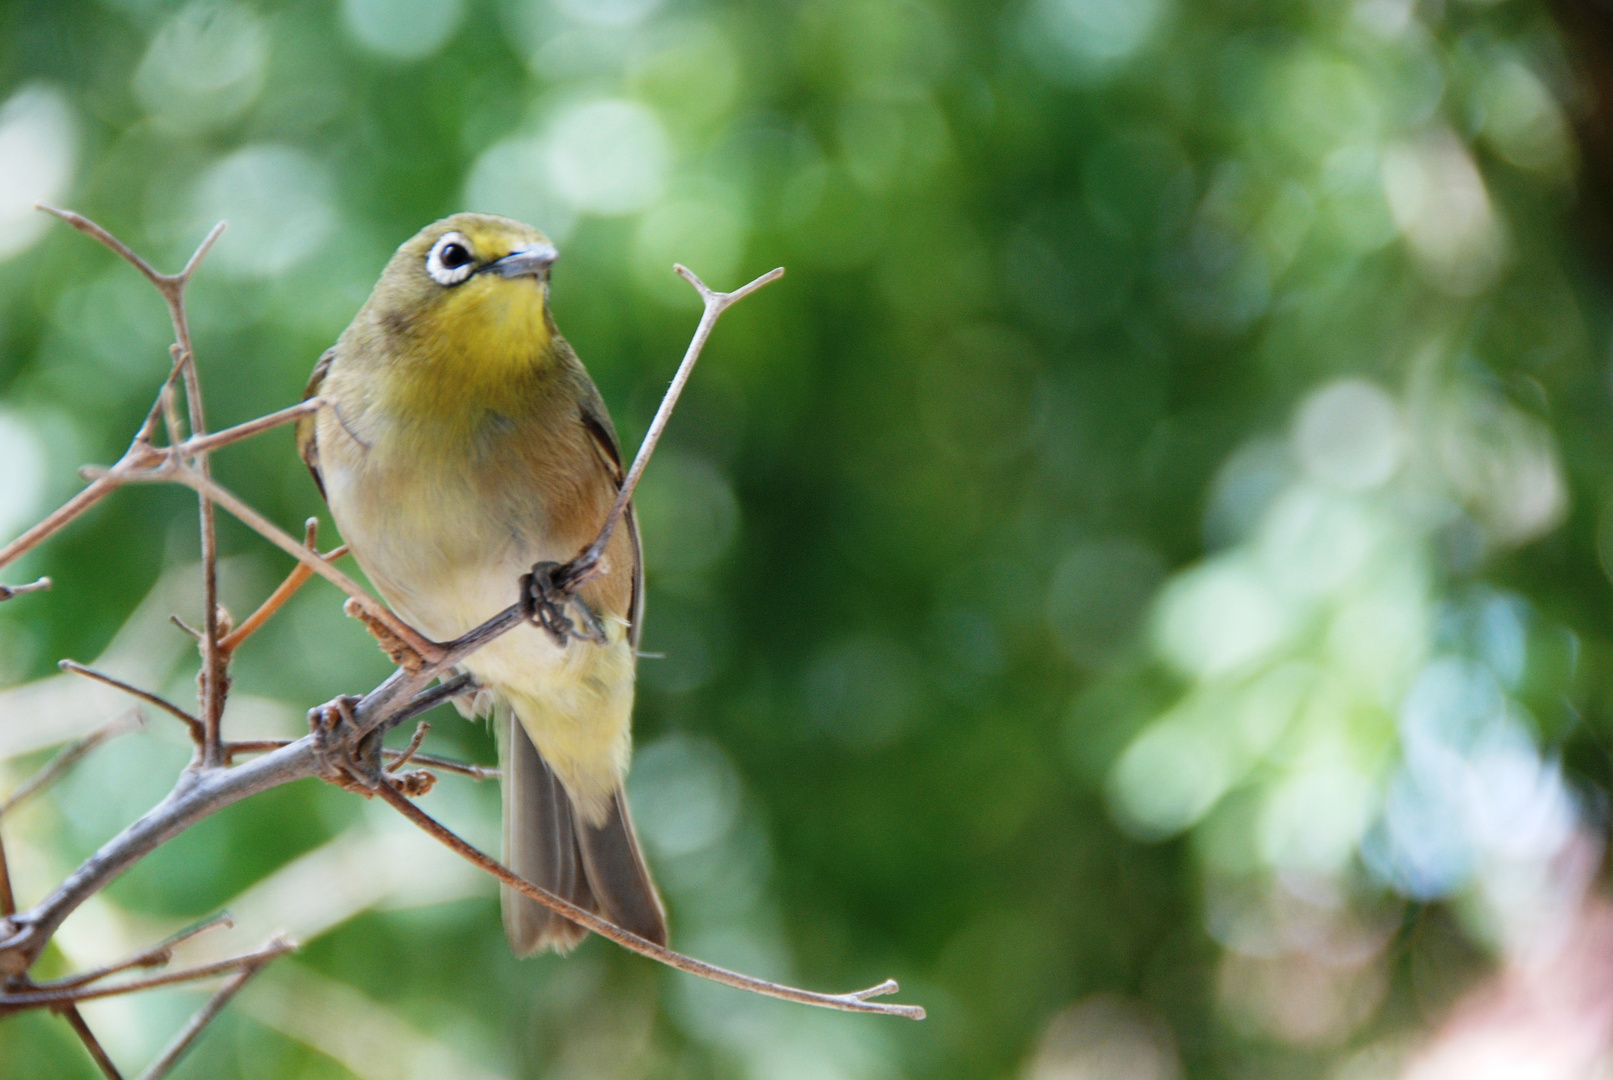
[297,348,335,501]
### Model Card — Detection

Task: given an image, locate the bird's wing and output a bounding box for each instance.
[578,398,645,650]
[297,348,336,501]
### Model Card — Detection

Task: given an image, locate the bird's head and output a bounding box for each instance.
[366,213,561,367]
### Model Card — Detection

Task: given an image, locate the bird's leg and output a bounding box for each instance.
[521,560,610,648]
[521,561,579,647]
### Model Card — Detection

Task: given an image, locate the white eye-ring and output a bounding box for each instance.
[426,232,477,286]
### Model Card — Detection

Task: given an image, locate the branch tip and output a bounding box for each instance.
[0,577,52,602]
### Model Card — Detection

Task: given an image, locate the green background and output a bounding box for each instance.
[1,0,1610,1077]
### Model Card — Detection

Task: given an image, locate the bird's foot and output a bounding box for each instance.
[308,694,384,794]
[520,561,608,648]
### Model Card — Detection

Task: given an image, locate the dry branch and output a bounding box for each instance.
[0,208,918,1078]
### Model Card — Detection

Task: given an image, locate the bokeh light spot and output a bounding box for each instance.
[545,99,670,216]
[1024,0,1171,80]
[0,85,76,262]
[1293,380,1403,492]
[341,0,465,59]
[0,411,48,543]
[462,136,578,243]
[191,145,335,277]
[630,734,742,858]
[132,2,267,131]
[1155,558,1293,678]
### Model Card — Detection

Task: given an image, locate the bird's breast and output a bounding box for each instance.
[316,404,566,642]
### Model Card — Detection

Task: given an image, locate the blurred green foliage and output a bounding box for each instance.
[2,0,1611,1077]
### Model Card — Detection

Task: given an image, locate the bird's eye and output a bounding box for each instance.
[426,232,478,286]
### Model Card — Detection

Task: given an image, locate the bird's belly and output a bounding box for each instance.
[320,438,635,817]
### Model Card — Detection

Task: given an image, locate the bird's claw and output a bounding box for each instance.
[520,561,607,648]
[308,695,384,793]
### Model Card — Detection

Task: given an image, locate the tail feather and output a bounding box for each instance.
[577,789,669,946]
[499,708,667,956]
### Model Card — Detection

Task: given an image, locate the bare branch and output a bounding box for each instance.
[0,835,13,919]
[58,1003,124,1080]
[0,936,294,1011]
[563,265,785,592]
[178,398,322,458]
[220,520,346,655]
[224,740,497,779]
[166,465,442,663]
[58,662,203,744]
[0,476,121,572]
[0,710,146,818]
[374,781,925,1020]
[133,958,271,1080]
[0,577,51,602]
[32,913,235,992]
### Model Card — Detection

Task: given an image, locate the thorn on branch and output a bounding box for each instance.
[58,661,204,745]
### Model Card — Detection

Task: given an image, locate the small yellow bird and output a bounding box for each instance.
[297,213,667,954]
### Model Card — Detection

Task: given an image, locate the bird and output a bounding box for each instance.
[296,213,667,955]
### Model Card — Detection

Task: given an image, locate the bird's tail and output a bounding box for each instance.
[498,707,667,956]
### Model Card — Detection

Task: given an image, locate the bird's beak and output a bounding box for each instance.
[484,244,559,280]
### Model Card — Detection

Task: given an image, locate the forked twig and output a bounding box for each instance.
[33,205,231,766]
[560,265,784,594]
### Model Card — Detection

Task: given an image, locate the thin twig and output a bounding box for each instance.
[387,723,430,774]
[223,740,498,779]
[0,710,146,818]
[178,398,322,459]
[32,913,235,992]
[35,206,231,764]
[0,476,121,571]
[58,662,203,744]
[564,265,784,591]
[165,466,441,662]
[58,1003,125,1080]
[0,834,13,919]
[0,577,51,602]
[133,958,274,1080]
[0,937,294,1011]
[220,519,345,655]
[374,781,924,1020]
